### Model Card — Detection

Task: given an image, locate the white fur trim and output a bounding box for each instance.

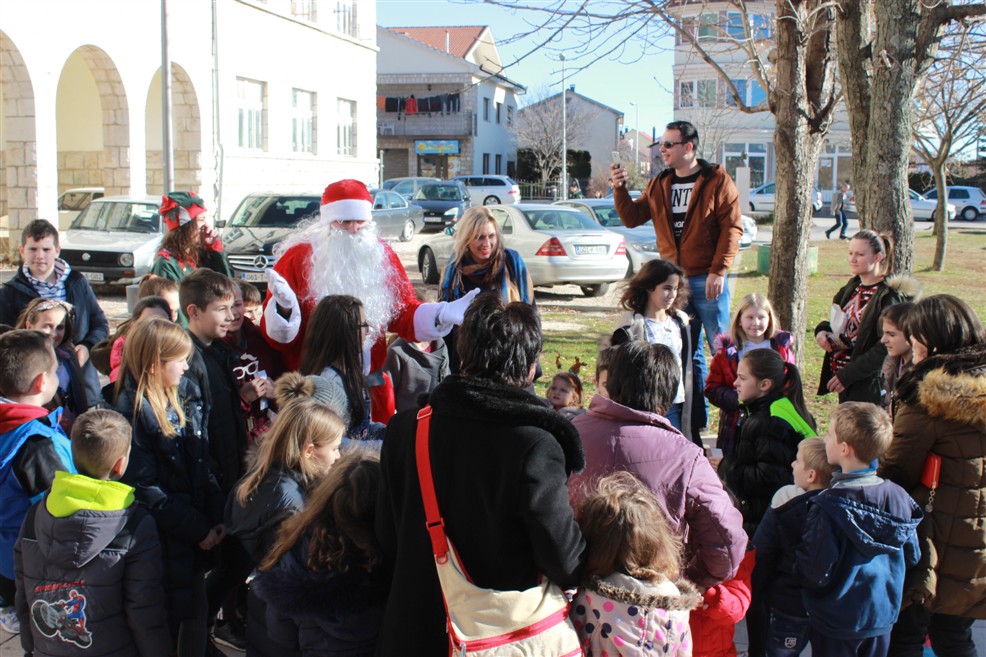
[319,199,372,224]
[263,296,302,344]
[413,302,451,341]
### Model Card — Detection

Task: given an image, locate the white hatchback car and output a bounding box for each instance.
[452,175,521,206]
[923,185,985,221]
[58,196,164,284]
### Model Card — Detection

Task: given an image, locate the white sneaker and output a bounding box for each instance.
[0,605,20,634]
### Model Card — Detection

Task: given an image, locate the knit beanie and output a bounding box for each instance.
[275,371,350,427]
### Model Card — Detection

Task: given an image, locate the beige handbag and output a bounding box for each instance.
[415,406,583,657]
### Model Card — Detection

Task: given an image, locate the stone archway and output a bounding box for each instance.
[0,30,38,257]
[145,64,202,196]
[56,46,130,198]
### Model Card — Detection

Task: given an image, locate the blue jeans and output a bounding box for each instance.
[827,209,849,238]
[685,274,731,431]
[809,629,890,657]
[665,402,683,432]
[766,609,810,657]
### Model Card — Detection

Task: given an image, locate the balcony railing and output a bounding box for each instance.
[377,112,474,138]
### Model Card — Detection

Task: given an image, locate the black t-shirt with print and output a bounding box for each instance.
[669,171,700,248]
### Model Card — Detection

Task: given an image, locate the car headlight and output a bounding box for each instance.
[119,252,134,267]
[630,242,659,253]
[444,207,460,218]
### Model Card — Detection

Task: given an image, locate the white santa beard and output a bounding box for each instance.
[305,223,400,343]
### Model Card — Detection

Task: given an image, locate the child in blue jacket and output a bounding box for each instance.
[0,330,76,634]
[796,402,921,657]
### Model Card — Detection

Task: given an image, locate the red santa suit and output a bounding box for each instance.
[260,179,468,423]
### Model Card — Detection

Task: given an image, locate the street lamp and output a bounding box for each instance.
[560,54,567,201]
[629,100,639,176]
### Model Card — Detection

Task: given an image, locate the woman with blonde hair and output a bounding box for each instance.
[112,317,225,656]
[439,206,534,372]
[225,371,348,657]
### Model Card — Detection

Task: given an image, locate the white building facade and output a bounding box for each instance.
[376,26,523,181]
[0,0,378,253]
[669,0,853,202]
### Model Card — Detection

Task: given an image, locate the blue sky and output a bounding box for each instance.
[377,0,676,139]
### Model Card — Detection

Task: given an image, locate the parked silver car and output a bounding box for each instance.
[417,204,627,297]
[555,199,758,276]
[844,188,957,221]
[59,196,163,284]
[922,185,984,221]
[554,199,658,275]
[381,176,441,198]
[220,190,423,286]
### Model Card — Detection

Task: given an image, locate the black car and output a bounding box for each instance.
[219,191,423,289]
[409,182,471,227]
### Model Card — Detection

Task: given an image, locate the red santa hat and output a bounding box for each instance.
[320,179,372,225]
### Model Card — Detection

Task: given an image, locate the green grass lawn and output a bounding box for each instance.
[538,227,986,432]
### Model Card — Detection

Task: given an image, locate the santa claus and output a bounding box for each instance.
[261,179,477,422]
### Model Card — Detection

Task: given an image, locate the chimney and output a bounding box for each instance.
[445,30,450,54]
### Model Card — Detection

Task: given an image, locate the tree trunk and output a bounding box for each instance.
[768,0,836,368]
[931,162,948,270]
[836,0,874,228]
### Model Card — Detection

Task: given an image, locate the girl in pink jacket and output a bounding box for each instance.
[573,471,702,656]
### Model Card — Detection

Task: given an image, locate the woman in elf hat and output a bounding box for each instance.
[151,191,232,285]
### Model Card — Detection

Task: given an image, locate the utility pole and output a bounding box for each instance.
[161,0,174,192]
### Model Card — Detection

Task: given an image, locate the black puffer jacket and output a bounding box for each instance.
[14,476,171,657]
[719,392,811,535]
[253,536,388,657]
[112,375,224,621]
[188,334,248,494]
[226,467,310,657]
[375,375,586,655]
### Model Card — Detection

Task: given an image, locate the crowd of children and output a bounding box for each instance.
[0,214,983,657]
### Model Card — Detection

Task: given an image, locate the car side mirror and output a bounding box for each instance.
[444,226,456,236]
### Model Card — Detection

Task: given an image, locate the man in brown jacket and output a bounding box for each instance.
[611,120,743,433]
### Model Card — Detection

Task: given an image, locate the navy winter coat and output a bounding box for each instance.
[112,375,224,622]
[796,471,922,639]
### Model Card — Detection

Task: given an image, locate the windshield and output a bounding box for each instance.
[230,196,321,227]
[59,192,94,212]
[414,185,463,202]
[523,209,603,231]
[70,201,161,233]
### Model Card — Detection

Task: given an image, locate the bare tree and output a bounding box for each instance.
[911,23,986,270]
[514,85,595,183]
[485,0,837,360]
[836,0,986,273]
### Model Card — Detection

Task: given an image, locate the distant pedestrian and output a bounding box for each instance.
[826,181,850,240]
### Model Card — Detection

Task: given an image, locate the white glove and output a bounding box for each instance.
[266,268,298,310]
[437,288,481,327]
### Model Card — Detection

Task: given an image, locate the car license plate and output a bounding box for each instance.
[424,217,443,224]
[242,272,267,282]
[83,271,104,282]
[574,245,607,255]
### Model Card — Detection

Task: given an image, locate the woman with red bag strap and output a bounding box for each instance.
[375,292,586,656]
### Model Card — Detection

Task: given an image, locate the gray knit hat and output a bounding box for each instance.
[275,371,350,427]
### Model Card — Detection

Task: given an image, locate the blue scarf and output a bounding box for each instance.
[439,248,533,305]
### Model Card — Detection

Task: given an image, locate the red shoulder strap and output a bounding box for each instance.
[415,405,450,563]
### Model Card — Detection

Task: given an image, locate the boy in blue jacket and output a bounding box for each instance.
[796,402,921,657]
[753,436,836,657]
[0,330,76,634]
[15,408,170,656]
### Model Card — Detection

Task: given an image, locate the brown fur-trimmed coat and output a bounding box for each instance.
[879,342,986,618]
